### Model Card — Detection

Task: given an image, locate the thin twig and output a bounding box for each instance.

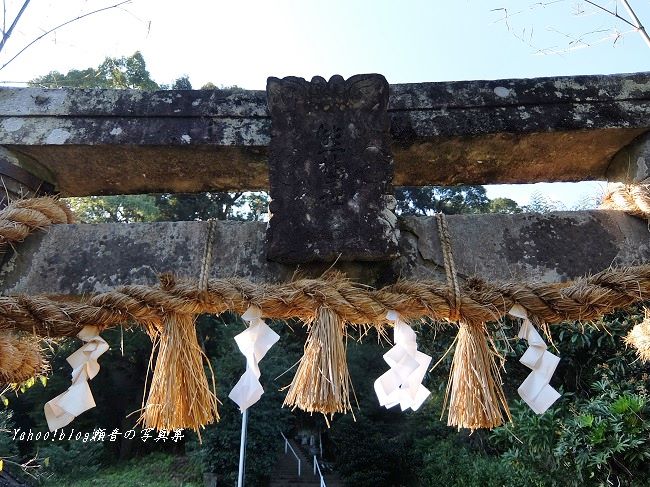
[619,0,650,48]
[583,0,638,29]
[0,0,131,72]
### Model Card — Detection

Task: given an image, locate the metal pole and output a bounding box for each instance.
[237,409,249,487]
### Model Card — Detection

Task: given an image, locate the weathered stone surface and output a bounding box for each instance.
[0,147,54,206]
[266,74,398,263]
[607,131,650,182]
[1,210,647,295]
[0,72,649,195]
[400,211,648,283]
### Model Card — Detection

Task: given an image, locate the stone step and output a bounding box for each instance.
[270,437,343,487]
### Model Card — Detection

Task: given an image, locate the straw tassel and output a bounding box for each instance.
[283,306,354,421]
[141,311,219,434]
[0,331,45,384]
[625,309,650,362]
[444,322,510,430]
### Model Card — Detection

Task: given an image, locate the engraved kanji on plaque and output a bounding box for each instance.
[266,74,398,263]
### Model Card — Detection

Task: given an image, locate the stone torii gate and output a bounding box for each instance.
[0,71,649,294]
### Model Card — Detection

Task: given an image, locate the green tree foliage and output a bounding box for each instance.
[171,75,192,90]
[39,440,104,479]
[486,196,523,214]
[154,192,243,222]
[329,340,420,487]
[402,311,649,487]
[488,311,650,486]
[395,186,491,215]
[0,409,17,458]
[394,186,520,216]
[30,52,159,90]
[68,195,160,223]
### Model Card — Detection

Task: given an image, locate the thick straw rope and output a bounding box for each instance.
[0,196,74,246]
[601,182,650,218]
[2,265,650,338]
[0,330,45,383]
[0,197,72,382]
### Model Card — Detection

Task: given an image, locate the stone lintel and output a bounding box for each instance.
[1,71,649,195]
[1,210,647,296]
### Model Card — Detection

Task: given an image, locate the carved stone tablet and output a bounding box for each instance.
[266,74,398,263]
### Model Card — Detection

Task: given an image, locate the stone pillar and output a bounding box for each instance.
[607,132,650,183]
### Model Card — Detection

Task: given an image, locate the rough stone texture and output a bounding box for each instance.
[607,131,650,182]
[2,210,647,295]
[266,74,398,263]
[399,211,648,283]
[0,147,54,206]
[0,72,649,195]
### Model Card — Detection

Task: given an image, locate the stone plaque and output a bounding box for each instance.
[266,74,398,263]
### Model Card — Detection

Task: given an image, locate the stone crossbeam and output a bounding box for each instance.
[1,210,646,296]
[0,71,649,196]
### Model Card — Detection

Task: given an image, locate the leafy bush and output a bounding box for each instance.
[331,408,420,487]
[489,309,650,487]
[42,452,201,487]
[417,437,536,487]
[39,439,104,479]
[0,408,18,458]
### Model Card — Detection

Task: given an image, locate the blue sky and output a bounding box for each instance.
[0,0,647,206]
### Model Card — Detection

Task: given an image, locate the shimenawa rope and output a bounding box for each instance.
[601,182,650,219]
[2,196,650,430]
[3,265,650,338]
[0,196,74,247]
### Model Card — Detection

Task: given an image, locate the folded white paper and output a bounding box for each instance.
[374,311,432,412]
[228,305,280,412]
[44,326,109,431]
[509,304,561,414]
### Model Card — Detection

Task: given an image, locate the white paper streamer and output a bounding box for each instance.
[374,311,432,411]
[509,304,561,414]
[44,326,109,431]
[228,305,280,412]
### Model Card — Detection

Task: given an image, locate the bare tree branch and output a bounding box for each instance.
[0,0,131,72]
[0,0,29,55]
[582,0,638,29]
[619,0,650,48]
[493,0,650,53]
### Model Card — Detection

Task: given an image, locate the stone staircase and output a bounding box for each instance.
[269,438,343,487]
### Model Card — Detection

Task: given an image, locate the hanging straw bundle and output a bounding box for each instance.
[625,310,650,362]
[0,331,44,384]
[444,322,510,430]
[283,307,354,423]
[140,311,219,434]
